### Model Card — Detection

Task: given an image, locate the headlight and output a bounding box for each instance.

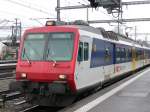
[58,74,67,80]
[21,73,27,78]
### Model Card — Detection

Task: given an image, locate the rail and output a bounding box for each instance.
[18,105,39,112]
[0,60,16,79]
[0,89,38,112]
[0,60,17,64]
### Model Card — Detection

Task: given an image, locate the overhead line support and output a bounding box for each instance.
[57,0,61,21]
[56,1,150,10]
[88,18,150,23]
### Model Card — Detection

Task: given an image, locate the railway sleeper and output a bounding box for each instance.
[1,98,35,112]
[0,91,22,107]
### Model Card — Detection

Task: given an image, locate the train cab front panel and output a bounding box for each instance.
[16,24,80,94]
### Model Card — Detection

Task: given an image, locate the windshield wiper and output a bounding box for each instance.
[50,57,57,67]
[47,49,57,67]
[23,48,31,65]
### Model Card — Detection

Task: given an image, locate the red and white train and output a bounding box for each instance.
[11,20,150,106]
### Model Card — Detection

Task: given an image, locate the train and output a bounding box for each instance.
[10,20,150,107]
[0,40,19,60]
[0,42,7,60]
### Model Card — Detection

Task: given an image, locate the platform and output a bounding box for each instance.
[60,67,150,112]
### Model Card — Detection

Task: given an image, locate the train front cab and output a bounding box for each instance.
[12,25,84,107]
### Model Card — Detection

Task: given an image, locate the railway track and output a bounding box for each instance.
[0,88,63,112]
[0,60,17,64]
[0,93,60,112]
[0,60,16,79]
[18,105,39,112]
[0,90,29,112]
[0,61,148,112]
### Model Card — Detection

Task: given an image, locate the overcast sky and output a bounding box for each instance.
[0,0,150,41]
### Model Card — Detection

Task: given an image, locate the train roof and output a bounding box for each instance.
[27,20,150,49]
[74,25,150,49]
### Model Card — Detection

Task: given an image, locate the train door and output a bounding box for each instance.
[103,42,115,80]
[75,36,93,89]
[132,47,136,70]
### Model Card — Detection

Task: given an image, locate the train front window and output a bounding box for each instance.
[22,34,46,61]
[46,33,74,61]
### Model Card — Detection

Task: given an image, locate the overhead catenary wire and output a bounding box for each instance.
[0,0,56,18]
[3,0,54,16]
[0,9,29,19]
[77,1,116,22]
[56,0,76,21]
[17,0,50,12]
[82,0,89,4]
[0,21,9,28]
[0,19,8,25]
[0,19,16,30]
[30,19,44,26]
[16,0,57,17]
[0,0,57,37]
[65,0,81,6]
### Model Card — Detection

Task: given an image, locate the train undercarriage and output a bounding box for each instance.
[9,80,76,107]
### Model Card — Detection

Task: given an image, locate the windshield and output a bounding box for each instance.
[22,33,46,61]
[46,33,74,61]
[21,32,74,61]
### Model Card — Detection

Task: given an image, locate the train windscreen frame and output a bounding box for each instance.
[21,32,75,61]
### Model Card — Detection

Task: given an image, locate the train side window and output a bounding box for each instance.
[105,47,111,62]
[78,42,83,62]
[125,49,128,61]
[127,49,130,60]
[129,48,132,60]
[136,49,138,60]
[84,42,89,61]
[137,49,140,60]
[105,48,110,56]
[122,48,126,61]
[116,47,120,62]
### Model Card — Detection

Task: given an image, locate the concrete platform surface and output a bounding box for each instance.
[61,68,150,112]
[88,68,150,112]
